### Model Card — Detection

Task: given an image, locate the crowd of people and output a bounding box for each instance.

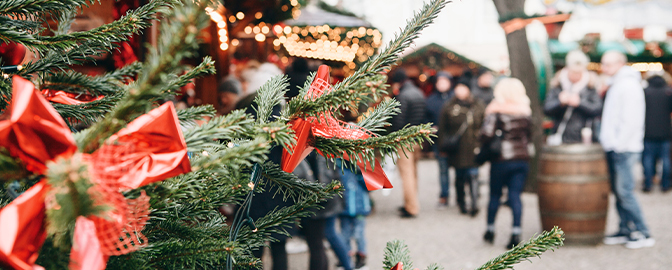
[203,48,669,269]
[396,49,669,251]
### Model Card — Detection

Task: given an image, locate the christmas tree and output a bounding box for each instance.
[0,0,563,269]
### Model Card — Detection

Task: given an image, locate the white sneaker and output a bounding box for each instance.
[603,232,629,245]
[625,232,655,249]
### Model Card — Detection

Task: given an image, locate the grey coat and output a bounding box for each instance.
[390,81,427,132]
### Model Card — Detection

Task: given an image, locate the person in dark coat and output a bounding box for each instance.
[424,71,453,208]
[388,68,426,218]
[471,68,495,105]
[480,78,534,249]
[437,79,485,216]
[642,72,672,192]
[544,50,603,144]
[294,153,349,270]
[285,58,312,100]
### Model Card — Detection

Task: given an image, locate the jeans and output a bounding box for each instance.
[325,216,353,270]
[642,140,671,190]
[606,151,650,236]
[487,161,528,227]
[435,149,450,199]
[455,167,479,210]
[340,215,367,255]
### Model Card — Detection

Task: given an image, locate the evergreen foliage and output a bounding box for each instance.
[0,0,565,269]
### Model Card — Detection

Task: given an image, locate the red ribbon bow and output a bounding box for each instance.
[281,65,392,191]
[0,76,191,270]
[41,89,105,105]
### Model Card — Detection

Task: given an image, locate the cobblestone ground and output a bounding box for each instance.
[276,159,671,270]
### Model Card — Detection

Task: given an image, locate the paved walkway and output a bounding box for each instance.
[279,159,672,270]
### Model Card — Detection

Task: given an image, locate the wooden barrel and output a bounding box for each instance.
[537,144,610,245]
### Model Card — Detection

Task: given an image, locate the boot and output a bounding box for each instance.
[483,231,495,244]
[507,234,521,249]
[355,253,367,269]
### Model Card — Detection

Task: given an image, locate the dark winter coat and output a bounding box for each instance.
[644,76,672,140]
[437,97,485,168]
[480,113,533,162]
[425,90,454,127]
[543,86,602,144]
[390,81,427,132]
[293,153,343,219]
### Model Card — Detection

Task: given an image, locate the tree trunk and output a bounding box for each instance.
[493,0,543,192]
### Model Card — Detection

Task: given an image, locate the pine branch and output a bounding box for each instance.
[160,56,217,96]
[0,0,91,19]
[382,240,414,270]
[282,0,448,119]
[79,0,212,153]
[1,0,173,55]
[52,93,123,127]
[40,70,128,96]
[176,104,216,125]
[476,227,565,270]
[253,75,289,124]
[183,110,256,152]
[260,161,341,202]
[356,98,401,133]
[337,0,448,92]
[314,123,434,171]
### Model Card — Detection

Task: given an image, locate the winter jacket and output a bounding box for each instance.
[543,86,602,144]
[471,79,494,105]
[600,66,646,153]
[480,113,533,162]
[338,162,371,217]
[390,81,427,132]
[425,90,454,126]
[644,76,672,140]
[293,153,343,219]
[437,97,485,168]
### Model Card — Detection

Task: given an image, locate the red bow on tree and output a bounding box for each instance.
[41,89,105,105]
[281,65,392,191]
[0,76,191,270]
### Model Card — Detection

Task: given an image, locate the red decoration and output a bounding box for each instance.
[41,90,105,105]
[0,76,191,270]
[0,77,77,174]
[0,181,48,270]
[0,42,27,66]
[281,65,392,191]
[391,262,403,270]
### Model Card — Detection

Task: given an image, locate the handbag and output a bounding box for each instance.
[440,121,467,153]
[439,108,472,153]
[546,107,573,146]
[475,114,502,165]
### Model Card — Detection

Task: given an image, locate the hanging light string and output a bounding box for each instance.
[226,162,262,270]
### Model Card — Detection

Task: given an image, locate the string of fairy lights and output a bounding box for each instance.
[205,1,382,70]
[205,6,229,51]
[272,25,382,67]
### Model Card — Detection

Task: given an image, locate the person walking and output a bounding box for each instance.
[338,161,371,270]
[642,72,672,193]
[437,79,485,216]
[389,68,426,218]
[600,50,655,249]
[480,78,534,249]
[544,50,602,144]
[425,71,454,208]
